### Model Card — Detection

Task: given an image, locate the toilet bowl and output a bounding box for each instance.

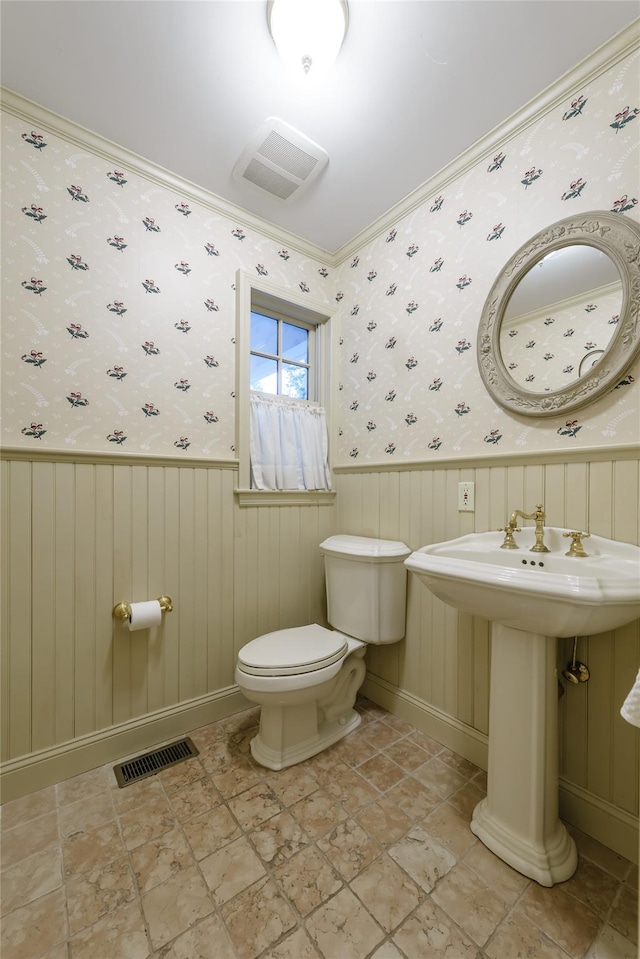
[235,535,410,770]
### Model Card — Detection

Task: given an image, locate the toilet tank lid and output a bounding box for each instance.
[320,535,411,560]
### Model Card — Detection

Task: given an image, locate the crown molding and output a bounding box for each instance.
[0,87,334,265]
[2,18,638,269]
[333,18,640,265]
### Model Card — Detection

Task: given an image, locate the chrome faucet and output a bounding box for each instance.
[500,504,549,552]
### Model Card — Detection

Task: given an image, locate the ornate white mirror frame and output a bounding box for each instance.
[477,211,640,417]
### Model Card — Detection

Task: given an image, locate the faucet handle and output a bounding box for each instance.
[498,525,521,549]
[563,530,591,557]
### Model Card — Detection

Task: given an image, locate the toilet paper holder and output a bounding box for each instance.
[112,596,173,621]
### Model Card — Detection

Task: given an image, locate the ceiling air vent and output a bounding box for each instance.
[233,118,329,203]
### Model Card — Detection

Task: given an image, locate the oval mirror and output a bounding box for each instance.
[477,212,640,416]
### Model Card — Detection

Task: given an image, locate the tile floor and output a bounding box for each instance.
[1,698,637,959]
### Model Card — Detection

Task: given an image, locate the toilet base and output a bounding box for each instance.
[250,706,362,771]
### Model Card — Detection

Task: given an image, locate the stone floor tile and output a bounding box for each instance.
[462,838,530,904]
[141,865,213,950]
[129,824,194,895]
[70,899,150,959]
[167,775,220,822]
[221,876,297,959]
[413,756,468,799]
[406,728,444,757]
[1,811,59,869]
[388,824,456,893]
[486,909,569,959]
[563,855,622,918]
[569,825,634,881]
[56,764,111,806]
[518,881,602,958]
[0,785,56,832]
[351,854,422,933]
[447,779,486,821]
[0,847,62,916]
[361,720,403,751]
[383,775,442,821]
[249,808,310,866]
[323,765,381,814]
[157,756,207,794]
[266,765,320,806]
[432,860,510,946]
[609,882,638,944]
[383,737,433,772]
[66,855,136,935]
[273,843,343,917]
[0,888,67,959]
[357,753,405,791]
[585,923,638,959]
[421,801,478,861]
[210,759,263,799]
[200,834,266,905]
[392,896,481,959]
[181,804,241,860]
[370,943,406,959]
[227,781,283,830]
[438,747,482,780]
[305,887,385,959]
[289,787,349,838]
[317,817,382,881]
[57,790,115,841]
[62,819,125,878]
[118,793,175,850]
[330,728,379,767]
[110,774,166,815]
[152,913,237,959]
[356,796,413,847]
[262,926,322,959]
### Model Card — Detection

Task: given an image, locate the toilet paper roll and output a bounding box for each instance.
[128,600,162,631]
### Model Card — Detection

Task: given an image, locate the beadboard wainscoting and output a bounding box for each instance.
[333,450,640,861]
[0,453,335,802]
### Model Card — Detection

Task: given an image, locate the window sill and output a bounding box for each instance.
[235,489,336,507]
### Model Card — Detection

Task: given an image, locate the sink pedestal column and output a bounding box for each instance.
[470,624,577,887]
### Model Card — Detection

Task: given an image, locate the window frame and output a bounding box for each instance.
[235,270,336,504]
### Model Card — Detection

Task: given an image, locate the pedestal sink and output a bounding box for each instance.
[405,527,640,886]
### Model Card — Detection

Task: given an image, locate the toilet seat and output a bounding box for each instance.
[237,624,348,677]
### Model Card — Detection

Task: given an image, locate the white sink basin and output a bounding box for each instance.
[405,527,640,637]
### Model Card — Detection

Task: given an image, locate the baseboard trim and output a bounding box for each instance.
[362,674,639,864]
[0,686,250,804]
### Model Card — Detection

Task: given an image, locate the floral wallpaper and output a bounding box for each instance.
[1,115,334,457]
[2,41,639,465]
[501,285,622,392]
[334,49,640,463]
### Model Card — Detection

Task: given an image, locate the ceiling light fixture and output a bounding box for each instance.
[267,0,348,76]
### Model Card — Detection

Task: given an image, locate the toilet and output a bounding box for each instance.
[235,534,410,770]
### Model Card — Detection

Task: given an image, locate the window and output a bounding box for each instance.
[250,308,313,400]
[235,271,335,503]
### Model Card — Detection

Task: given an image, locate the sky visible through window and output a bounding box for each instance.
[250,311,310,399]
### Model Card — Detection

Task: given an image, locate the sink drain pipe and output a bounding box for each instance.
[562,636,590,685]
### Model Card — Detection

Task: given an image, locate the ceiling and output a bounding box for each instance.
[1,1,638,253]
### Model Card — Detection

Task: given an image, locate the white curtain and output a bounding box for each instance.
[249,392,332,491]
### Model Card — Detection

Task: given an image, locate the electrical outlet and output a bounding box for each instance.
[458,481,475,511]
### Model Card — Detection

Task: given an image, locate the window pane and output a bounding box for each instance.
[251,354,278,393]
[282,363,308,399]
[251,312,277,355]
[282,322,308,363]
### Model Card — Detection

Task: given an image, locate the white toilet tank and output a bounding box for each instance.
[319,535,411,644]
